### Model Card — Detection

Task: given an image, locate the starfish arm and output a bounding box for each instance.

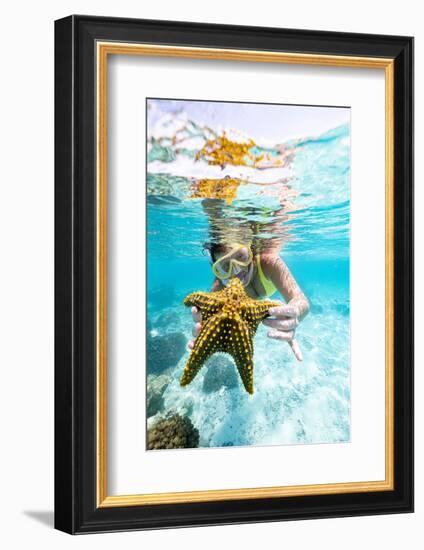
[233,352,254,394]
[180,316,218,386]
[210,314,255,394]
[228,318,255,394]
[264,299,285,310]
[183,291,226,321]
[243,299,282,323]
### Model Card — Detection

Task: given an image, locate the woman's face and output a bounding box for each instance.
[214,245,254,286]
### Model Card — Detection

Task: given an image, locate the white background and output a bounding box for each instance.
[108,57,386,495]
[0,1,421,548]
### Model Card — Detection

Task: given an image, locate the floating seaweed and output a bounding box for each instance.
[195,132,261,168]
[190,176,244,204]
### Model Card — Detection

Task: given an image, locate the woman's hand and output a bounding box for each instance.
[262,304,303,361]
[188,307,202,349]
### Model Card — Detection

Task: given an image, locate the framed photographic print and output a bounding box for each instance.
[54,15,414,534]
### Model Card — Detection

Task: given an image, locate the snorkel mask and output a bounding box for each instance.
[210,243,253,282]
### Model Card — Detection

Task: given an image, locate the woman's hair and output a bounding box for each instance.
[203,242,228,262]
[203,241,254,262]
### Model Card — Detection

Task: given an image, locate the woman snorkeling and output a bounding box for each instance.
[189,240,310,361]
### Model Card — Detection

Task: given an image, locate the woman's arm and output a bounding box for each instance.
[261,255,309,319]
[260,255,309,361]
[211,277,225,292]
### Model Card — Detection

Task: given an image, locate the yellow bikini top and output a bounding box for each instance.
[255,254,277,297]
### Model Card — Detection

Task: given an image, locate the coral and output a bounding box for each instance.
[147,331,187,375]
[181,278,281,394]
[147,413,199,450]
[202,355,239,393]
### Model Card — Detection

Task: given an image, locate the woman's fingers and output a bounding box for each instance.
[267,329,303,362]
[189,307,202,348]
[267,329,295,342]
[188,308,202,350]
[192,322,201,337]
[289,339,303,361]
[191,306,202,323]
[268,305,299,319]
[263,317,299,331]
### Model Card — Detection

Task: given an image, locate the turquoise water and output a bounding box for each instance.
[146,101,350,448]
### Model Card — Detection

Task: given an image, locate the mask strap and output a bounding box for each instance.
[204,248,213,262]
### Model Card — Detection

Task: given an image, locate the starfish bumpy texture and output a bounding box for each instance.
[181,278,281,394]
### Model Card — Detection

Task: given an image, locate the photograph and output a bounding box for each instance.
[146,98,351,451]
[52,12,413,535]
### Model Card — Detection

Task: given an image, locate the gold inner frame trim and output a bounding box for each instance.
[96,41,395,508]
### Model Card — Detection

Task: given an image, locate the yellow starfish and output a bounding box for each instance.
[181,278,281,394]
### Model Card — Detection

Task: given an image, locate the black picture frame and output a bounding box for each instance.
[55,15,414,534]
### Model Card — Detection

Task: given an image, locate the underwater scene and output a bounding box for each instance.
[146,99,350,450]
